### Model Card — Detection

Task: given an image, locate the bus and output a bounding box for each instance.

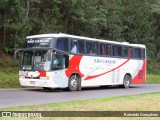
[17,33,146,91]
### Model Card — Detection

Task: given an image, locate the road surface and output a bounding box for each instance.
[0,84,160,109]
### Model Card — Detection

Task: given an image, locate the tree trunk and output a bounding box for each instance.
[24,0,30,24]
[3,14,6,46]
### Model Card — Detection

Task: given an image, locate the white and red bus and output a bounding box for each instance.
[18,33,146,91]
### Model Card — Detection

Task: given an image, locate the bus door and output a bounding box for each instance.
[51,51,69,85]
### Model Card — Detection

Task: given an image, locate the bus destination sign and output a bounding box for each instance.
[24,38,53,48]
[27,39,50,43]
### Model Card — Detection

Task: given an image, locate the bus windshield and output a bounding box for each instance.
[22,50,52,71]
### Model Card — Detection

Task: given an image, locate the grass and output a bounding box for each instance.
[0,72,20,88]
[1,92,160,111]
[0,55,21,88]
[0,92,160,120]
[146,74,160,84]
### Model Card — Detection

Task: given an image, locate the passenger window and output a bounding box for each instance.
[132,48,141,59]
[71,39,78,53]
[56,38,69,52]
[112,45,122,57]
[141,48,145,59]
[132,48,136,58]
[128,48,132,58]
[93,42,99,55]
[137,48,141,58]
[100,43,105,55]
[106,44,111,56]
[78,40,85,54]
[124,46,128,58]
[86,42,93,54]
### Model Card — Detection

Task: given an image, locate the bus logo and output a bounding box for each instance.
[26,71,40,78]
[2,112,11,117]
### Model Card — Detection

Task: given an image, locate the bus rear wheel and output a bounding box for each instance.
[121,74,131,88]
[68,75,79,91]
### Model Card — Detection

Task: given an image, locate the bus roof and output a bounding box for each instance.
[26,33,146,48]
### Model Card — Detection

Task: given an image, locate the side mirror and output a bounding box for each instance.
[14,49,22,59]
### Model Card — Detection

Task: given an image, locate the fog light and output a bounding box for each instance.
[46,76,50,80]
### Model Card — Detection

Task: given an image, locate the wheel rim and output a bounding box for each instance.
[124,76,130,88]
[70,78,77,89]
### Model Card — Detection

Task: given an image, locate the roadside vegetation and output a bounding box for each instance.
[0,92,160,120]
[0,50,20,88]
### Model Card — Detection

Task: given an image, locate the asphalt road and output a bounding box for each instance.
[0,84,160,109]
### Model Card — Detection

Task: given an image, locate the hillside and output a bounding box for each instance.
[0,49,19,73]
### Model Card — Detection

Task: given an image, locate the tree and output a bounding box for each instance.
[0,0,158,62]
[98,0,124,41]
[0,0,20,47]
[151,0,160,59]
[121,0,155,44]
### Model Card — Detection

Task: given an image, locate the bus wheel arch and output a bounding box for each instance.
[68,73,81,91]
[121,73,132,88]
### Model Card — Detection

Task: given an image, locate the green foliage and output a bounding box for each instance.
[146,74,160,83]
[0,72,20,88]
[0,0,160,62]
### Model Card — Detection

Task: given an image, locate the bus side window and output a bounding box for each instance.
[63,55,69,68]
[106,44,111,56]
[52,54,63,70]
[141,48,145,59]
[71,39,78,53]
[93,42,99,55]
[132,48,136,58]
[56,38,69,52]
[86,42,93,54]
[137,48,141,58]
[100,43,105,55]
[112,45,118,57]
[132,48,142,59]
[78,40,85,54]
[128,48,132,58]
[112,45,122,57]
[124,46,128,58]
[118,46,122,57]
[132,48,140,58]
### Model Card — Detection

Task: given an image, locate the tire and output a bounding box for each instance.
[122,75,131,88]
[42,87,52,91]
[43,87,50,90]
[68,75,79,91]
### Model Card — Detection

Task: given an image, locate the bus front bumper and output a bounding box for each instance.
[19,78,58,88]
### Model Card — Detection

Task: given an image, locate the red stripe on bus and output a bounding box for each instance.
[132,60,146,84]
[84,59,130,80]
[65,55,131,80]
[40,71,46,77]
[65,55,84,78]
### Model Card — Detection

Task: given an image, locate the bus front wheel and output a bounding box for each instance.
[121,74,131,88]
[68,75,79,91]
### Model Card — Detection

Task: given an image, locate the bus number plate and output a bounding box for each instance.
[30,81,35,84]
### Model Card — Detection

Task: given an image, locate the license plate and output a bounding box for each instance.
[30,81,35,84]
